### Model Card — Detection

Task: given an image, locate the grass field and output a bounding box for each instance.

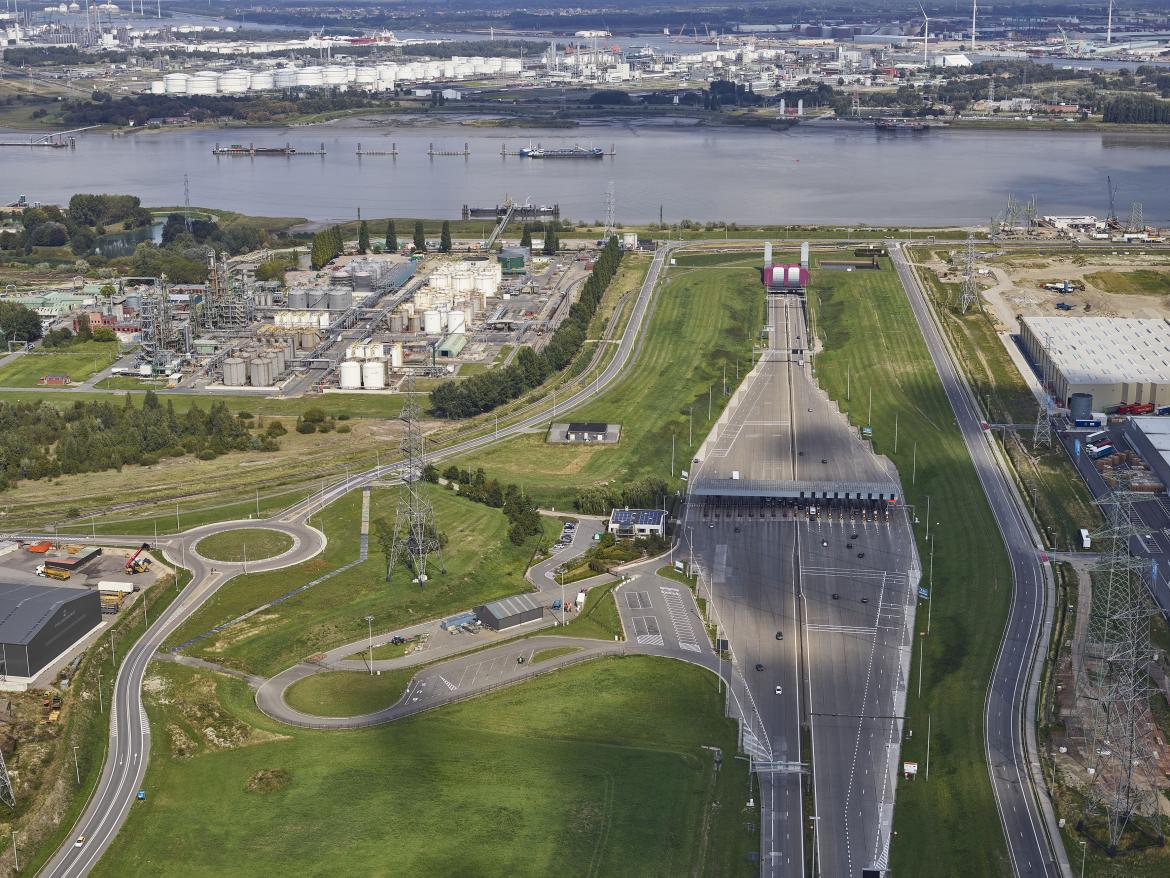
[553,582,624,641]
[283,668,416,717]
[531,645,582,664]
[167,486,561,677]
[1085,269,1170,296]
[96,656,757,877]
[456,257,765,508]
[194,529,294,563]
[0,341,120,387]
[808,254,1013,876]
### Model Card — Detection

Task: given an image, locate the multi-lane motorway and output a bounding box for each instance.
[684,293,918,877]
[891,243,1070,878]
[37,243,677,877]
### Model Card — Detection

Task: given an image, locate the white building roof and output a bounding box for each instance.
[1023,316,1170,386]
[1132,416,1170,468]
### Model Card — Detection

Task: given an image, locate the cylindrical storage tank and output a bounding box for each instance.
[248,357,270,387]
[163,72,190,94]
[287,288,308,309]
[1069,393,1093,422]
[339,360,363,390]
[362,360,386,390]
[446,310,466,334]
[407,315,420,333]
[346,63,357,82]
[248,70,274,91]
[301,330,319,349]
[222,357,246,386]
[188,71,219,95]
[423,309,442,334]
[150,80,166,95]
[388,342,404,369]
[306,288,329,309]
[296,66,324,87]
[218,69,250,93]
[322,65,347,86]
[453,272,475,294]
[273,68,298,88]
[352,271,373,292]
[317,313,330,330]
[267,346,286,376]
[328,288,351,311]
[355,66,378,85]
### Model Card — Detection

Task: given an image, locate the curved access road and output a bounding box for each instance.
[891,243,1071,877]
[36,242,677,878]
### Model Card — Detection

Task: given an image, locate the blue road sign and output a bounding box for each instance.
[918,587,930,599]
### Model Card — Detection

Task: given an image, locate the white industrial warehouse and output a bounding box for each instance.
[1020,316,1170,410]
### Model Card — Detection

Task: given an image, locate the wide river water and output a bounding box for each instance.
[4,121,1169,226]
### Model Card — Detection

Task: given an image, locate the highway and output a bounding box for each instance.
[684,293,918,878]
[36,242,677,877]
[890,243,1071,878]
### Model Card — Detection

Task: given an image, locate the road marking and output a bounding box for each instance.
[660,586,702,652]
[139,706,149,735]
[806,624,879,636]
[624,590,652,610]
[438,674,457,692]
[631,615,664,645]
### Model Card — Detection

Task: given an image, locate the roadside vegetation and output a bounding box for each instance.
[807,253,1013,876]
[457,254,764,509]
[166,486,561,678]
[194,529,294,563]
[551,582,624,641]
[283,668,416,718]
[97,656,756,877]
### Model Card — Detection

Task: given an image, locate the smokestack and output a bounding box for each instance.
[800,242,810,269]
[797,98,804,116]
[764,241,773,269]
[779,97,786,115]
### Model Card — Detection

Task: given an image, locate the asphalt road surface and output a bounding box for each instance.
[685,293,917,878]
[891,243,1069,877]
[36,243,678,877]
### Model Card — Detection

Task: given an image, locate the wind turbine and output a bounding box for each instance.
[919,4,931,67]
[970,0,977,53]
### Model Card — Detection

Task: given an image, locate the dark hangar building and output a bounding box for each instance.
[0,582,101,685]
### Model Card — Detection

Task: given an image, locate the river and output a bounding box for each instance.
[2,121,1168,226]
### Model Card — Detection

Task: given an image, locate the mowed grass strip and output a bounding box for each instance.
[0,340,120,387]
[808,255,1013,877]
[283,668,416,717]
[96,656,758,878]
[459,261,765,507]
[166,486,561,678]
[194,528,294,563]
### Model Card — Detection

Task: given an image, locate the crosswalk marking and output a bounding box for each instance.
[660,587,702,653]
[139,706,150,735]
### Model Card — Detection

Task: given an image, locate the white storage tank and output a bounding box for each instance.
[446,310,466,334]
[188,71,219,95]
[388,342,404,369]
[317,313,330,330]
[273,68,298,88]
[163,72,190,94]
[218,69,251,93]
[355,66,378,85]
[362,360,386,389]
[222,357,247,386]
[249,70,275,91]
[296,66,324,87]
[322,65,347,86]
[150,80,166,95]
[248,357,272,387]
[345,64,358,82]
[339,360,363,390]
[423,309,442,334]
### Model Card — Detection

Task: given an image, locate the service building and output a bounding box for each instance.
[0,582,102,689]
[607,509,668,538]
[1019,317,1170,410]
[476,594,544,631]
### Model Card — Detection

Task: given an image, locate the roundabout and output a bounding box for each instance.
[193,527,295,563]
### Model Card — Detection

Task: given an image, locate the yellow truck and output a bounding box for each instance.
[35,564,71,581]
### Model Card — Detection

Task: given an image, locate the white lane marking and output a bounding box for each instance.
[438,674,457,692]
[139,706,150,735]
[659,586,703,652]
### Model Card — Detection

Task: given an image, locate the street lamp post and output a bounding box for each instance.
[1079,840,1087,878]
[72,744,80,785]
[364,615,375,675]
[560,569,566,626]
[97,669,103,713]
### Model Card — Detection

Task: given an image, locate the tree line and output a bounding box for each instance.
[574,476,671,515]
[1102,94,1170,124]
[428,236,622,418]
[0,392,275,493]
[426,465,544,546]
[310,225,344,269]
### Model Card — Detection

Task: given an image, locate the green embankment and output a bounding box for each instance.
[166,486,560,677]
[1084,269,1170,296]
[194,529,294,563]
[458,258,766,508]
[283,668,416,717]
[808,255,1013,876]
[95,656,757,877]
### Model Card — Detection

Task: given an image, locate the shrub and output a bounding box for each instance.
[196,449,217,460]
[336,424,352,434]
